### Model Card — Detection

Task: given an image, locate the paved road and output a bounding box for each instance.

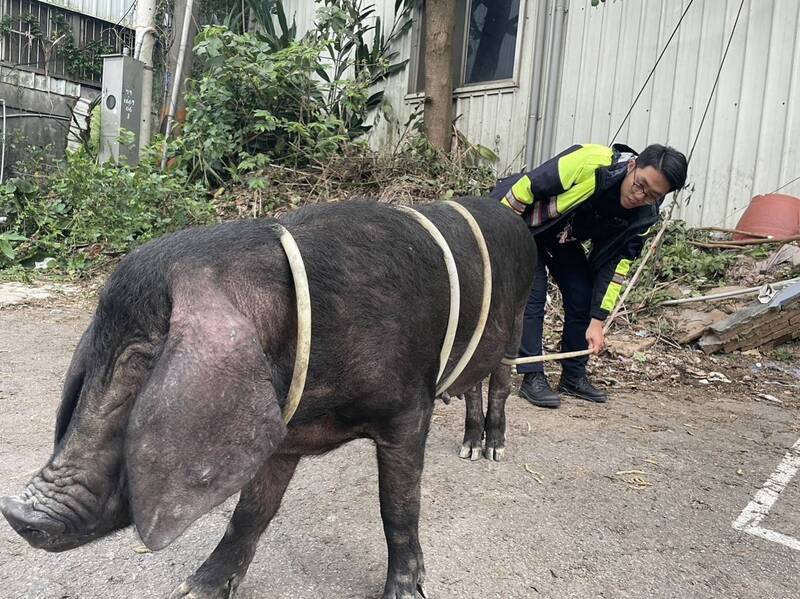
[1,303,799,598]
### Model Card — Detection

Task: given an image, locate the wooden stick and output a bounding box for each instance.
[605,186,705,332]
[657,276,800,306]
[696,226,771,239]
[501,348,594,367]
[688,241,746,250]
[693,234,800,247]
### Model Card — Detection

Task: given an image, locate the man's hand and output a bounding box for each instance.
[586,318,606,354]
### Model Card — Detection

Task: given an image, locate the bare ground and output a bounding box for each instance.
[1,298,799,599]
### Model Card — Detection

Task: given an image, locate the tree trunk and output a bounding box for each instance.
[423,0,458,153]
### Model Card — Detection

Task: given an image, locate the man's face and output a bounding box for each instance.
[620,159,672,209]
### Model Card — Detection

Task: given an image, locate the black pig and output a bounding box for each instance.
[1,198,536,598]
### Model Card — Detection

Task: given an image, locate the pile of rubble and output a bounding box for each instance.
[698,281,800,353]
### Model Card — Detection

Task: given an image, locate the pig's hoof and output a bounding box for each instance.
[483,445,506,461]
[381,576,428,599]
[380,585,428,599]
[458,442,482,461]
[168,574,239,599]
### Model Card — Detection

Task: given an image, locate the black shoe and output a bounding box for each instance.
[518,372,561,408]
[558,374,609,403]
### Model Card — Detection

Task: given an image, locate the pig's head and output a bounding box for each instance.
[1,259,287,552]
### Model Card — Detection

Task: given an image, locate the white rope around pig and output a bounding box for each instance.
[274,224,312,424]
[396,205,460,385]
[435,201,493,396]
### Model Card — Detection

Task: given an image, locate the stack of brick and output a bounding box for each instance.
[698,281,800,353]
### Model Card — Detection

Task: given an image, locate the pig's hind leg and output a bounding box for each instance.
[483,310,525,462]
[482,364,512,461]
[459,381,484,460]
[169,454,300,599]
[376,401,434,599]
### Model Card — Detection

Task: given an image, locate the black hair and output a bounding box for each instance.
[636,144,688,192]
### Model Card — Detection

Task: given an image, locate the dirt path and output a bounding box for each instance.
[1,300,799,598]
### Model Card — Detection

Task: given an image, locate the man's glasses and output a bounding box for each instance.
[631,165,664,204]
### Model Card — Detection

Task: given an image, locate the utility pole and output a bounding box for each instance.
[134,0,157,155]
[161,0,197,169]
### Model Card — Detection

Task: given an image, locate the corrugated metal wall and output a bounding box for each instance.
[556,0,800,227]
[39,0,135,26]
[2,0,135,84]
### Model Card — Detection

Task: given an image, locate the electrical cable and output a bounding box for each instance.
[685,0,746,165]
[609,0,696,145]
[768,174,800,196]
[114,1,139,29]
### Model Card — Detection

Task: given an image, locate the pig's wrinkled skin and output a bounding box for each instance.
[1,198,536,599]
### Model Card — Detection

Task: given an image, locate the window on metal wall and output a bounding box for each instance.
[411,0,521,92]
[464,0,520,84]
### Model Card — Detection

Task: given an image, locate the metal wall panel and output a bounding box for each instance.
[39,0,135,26]
[555,0,800,227]
[281,0,317,36]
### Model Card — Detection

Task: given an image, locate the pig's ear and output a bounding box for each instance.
[125,288,287,551]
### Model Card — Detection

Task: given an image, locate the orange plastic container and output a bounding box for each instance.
[734,194,800,240]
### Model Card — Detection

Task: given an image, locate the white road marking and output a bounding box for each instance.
[733,436,800,552]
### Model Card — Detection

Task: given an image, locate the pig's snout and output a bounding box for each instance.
[1,495,66,548]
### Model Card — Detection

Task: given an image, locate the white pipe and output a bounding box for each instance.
[502,348,593,367]
[1,99,6,184]
[134,0,157,156]
[524,0,551,170]
[161,0,196,169]
[540,0,569,159]
[658,277,800,306]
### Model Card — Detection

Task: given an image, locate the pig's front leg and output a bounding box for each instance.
[376,405,433,599]
[169,454,300,599]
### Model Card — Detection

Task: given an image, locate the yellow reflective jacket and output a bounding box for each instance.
[490,143,659,319]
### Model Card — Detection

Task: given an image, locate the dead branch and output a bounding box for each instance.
[695,226,771,239]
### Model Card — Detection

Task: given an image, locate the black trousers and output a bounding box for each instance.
[518,239,592,379]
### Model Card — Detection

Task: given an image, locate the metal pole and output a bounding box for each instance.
[134,0,157,156]
[524,0,551,171]
[1,99,6,184]
[540,0,569,160]
[161,0,196,170]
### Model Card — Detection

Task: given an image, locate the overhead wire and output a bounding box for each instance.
[685,0,746,165]
[605,0,748,330]
[609,0,696,146]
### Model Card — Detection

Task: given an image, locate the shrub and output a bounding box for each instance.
[0,149,213,273]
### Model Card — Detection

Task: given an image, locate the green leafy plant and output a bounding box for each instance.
[312,0,414,137]
[627,221,739,307]
[173,1,415,184]
[169,29,351,184]
[50,14,112,80]
[0,148,214,273]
